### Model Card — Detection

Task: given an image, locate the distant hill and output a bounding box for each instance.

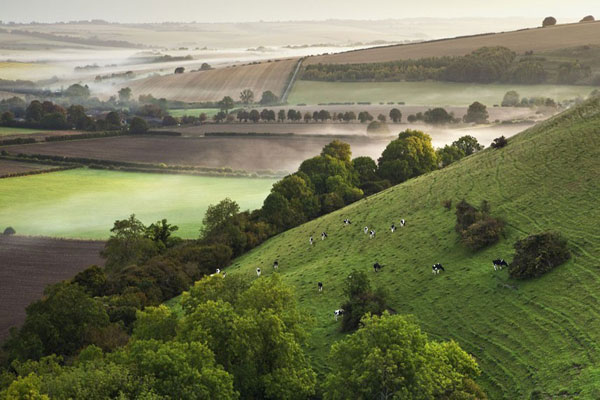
[224,98,600,398]
[307,21,600,64]
[127,58,298,102]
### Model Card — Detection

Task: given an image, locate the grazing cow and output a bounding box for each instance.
[321,232,328,240]
[364,226,369,234]
[216,268,221,274]
[343,219,352,225]
[334,309,344,321]
[222,271,227,278]
[369,229,376,239]
[309,236,314,245]
[391,224,396,232]
[273,260,279,269]
[373,262,382,272]
[400,219,406,227]
[432,263,445,274]
[256,268,261,277]
[492,259,508,271]
[318,282,323,292]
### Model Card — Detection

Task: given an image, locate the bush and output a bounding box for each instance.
[455,199,504,250]
[3,226,16,235]
[580,15,595,23]
[129,117,148,134]
[366,120,390,134]
[542,16,557,27]
[491,136,508,149]
[502,90,520,107]
[442,199,452,210]
[509,232,570,279]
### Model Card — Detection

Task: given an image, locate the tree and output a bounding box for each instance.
[377,129,438,185]
[239,89,254,105]
[118,87,132,102]
[200,63,212,70]
[129,117,148,134]
[324,313,484,400]
[3,226,16,235]
[452,135,484,156]
[248,109,260,123]
[201,198,240,238]
[491,136,508,149]
[580,15,595,22]
[259,90,279,105]
[501,90,520,107]
[1,111,15,126]
[218,96,235,114]
[343,111,356,122]
[40,113,68,130]
[321,140,352,163]
[213,111,226,123]
[132,305,178,341]
[463,101,489,124]
[509,232,570,279]
[542,16,557,27]
[366,121,390,134]
[66,105,90,130]
[352,156,378,185]
[237,110,249,122]
[145,218,179,247]
[423,107,454,124]
[64,83,90,99]
[377,114,386,123]
[162,115,178,126]
[357,111,373,123]
[174,67,185,74]
[303,112,311,123]
[436,145,465,167]
[26,100,44,122]
[199,113,208,123]
[318,109,331,122]
[105,111,121,128]
[277,109,286,122]
[389,108,402,123]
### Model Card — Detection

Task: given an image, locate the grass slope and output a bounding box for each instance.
[288,80,596,106]
[0,169,275,239]
[226,99,600,398]
[0,127,43,136]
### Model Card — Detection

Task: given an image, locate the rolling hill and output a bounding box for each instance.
[306,21,600,64]
[127,58,298,102]
[223,98,600,398]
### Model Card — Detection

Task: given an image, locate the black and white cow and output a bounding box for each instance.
[364,226,369,234]
[309,236,314,245]
[373,262,383,272]
[318,282,323,292]
[321,232,328,240]
[343,219,352,225]
[273,260,279,269]
[334,309,344,321]
[492,259,508,271]
[391,224,396,232]
[369,229,376,239]
[400,219,406,227]
[256,268,261,277]
[211,268,221,277]
[432,263,445,274]
[222,271,227,278]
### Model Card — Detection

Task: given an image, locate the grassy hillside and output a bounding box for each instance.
[224,98,600,398]
[307,21,600,64]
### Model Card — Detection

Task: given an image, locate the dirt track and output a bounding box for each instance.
[0,236,104,341]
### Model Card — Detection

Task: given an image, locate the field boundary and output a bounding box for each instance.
[281,57,305,103]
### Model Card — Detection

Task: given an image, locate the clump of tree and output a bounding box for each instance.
[542,16,557,27]
[491,136,508,149]
[366,120,390,134]
[435,134,485,168]
[129,116,148,134]
[389,108,402,122]
[324,312,486,399]
[378,129,438,184]
[455,199,504,250]
[463,101,489,124]
[557,61,592,84]
[259,90,279,105]
[508,232,570,279]
[339,270,388,332]
[502,90,520,107]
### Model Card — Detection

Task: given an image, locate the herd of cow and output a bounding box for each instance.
[217,216,509,321]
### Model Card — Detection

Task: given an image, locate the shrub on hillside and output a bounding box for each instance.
[542,16,557,27]
[3,226,16,235]
[491,136,508,149]
[508,232,570,279]
[580,15,595,23]
[340,270,388,332]
[455,199,504,250]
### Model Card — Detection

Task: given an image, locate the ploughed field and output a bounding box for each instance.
[221,99,600,398]
[0,169,276,239]
[0,236,105,341]
[0,159,56,177]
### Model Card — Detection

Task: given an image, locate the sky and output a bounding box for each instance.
[1,0,597,23]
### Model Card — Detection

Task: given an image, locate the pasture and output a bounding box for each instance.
[288,80,596,106]
[127,59,298,102]
[216,99,600,398]
[0,236,105,341]
[307,21,600,64]
[0,127,44,136]
[167,108,220,118]
[0,169,276,239]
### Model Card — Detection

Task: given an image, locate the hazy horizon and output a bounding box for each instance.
[2,0,597,24]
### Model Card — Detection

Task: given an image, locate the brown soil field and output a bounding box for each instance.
[2,122,530,173]
[306,22,600,64]
[0,236,104,341]
[127,58,298,102]
[0,159,55,177]
[0,130,87,141]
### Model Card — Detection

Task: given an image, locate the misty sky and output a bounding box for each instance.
[2,0,597,23]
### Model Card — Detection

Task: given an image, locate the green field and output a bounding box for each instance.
[289,80,597,106]
[211,99,600,398]
[0,169,276,239]
[0,126,43,136]
[167,108,220,118]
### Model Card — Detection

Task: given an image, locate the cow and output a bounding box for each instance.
[273,260,279,270]
[321,232,328,240]
[309,236,314,245]
[318,282,323,292]
[256,268,261,277]
[432,263,445,274]
[222,271,227,278]
[400,219,406,227]
[334,309,344,321]
[373,262,383,272]
[364,226,369,234]
[343,219,352,225]
[391,224,396,232]
[493,259,508,271]
[369,229,376,239]
[210,268,221,277]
